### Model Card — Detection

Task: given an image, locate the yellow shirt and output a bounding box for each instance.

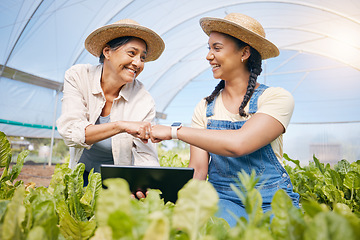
[191,87,294,163]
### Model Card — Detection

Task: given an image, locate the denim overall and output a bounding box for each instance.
[206,84,300,227]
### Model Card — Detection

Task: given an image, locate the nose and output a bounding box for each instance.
[206,50,214,61]
[132,55,143,69]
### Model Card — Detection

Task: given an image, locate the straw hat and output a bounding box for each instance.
[85,19,165,62]
[200,13,279,59]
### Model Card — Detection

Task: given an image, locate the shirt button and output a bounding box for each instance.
[282,173,287,178]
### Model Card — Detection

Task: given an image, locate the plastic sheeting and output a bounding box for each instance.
[1,0,360,164]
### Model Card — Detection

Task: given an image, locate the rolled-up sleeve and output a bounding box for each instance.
[56,66,92,148]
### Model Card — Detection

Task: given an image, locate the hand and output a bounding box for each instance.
[122,121,152,143]
[150,125,172,143]
[131,190,148,200]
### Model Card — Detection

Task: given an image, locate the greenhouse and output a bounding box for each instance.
[1,1,360,239]
[1,0,360,165]
[1,0,360,166]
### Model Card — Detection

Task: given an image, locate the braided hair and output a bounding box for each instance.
[205,34,263,117]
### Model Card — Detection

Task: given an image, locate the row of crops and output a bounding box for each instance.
[1,131,360,240]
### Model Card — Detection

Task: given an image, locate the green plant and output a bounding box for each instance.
[1,130,360,239]
[92,177,222,240]
[157,140,190,167]
[0,131,29,200]
[284,154,360,215]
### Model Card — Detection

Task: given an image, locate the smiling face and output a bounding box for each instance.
[104,37,147,85]
[206,32,245,81]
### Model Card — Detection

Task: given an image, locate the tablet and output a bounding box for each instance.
[100,165,194,203]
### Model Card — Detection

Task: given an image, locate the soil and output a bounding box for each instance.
[4,163,56,187]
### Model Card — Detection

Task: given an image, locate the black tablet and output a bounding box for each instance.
[100,165,194,203]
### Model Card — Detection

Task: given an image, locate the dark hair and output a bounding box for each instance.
[205,34,262,117]
[99,36,147,63]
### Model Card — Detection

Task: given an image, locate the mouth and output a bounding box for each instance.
[125,67,136,76]
[211,64,220,71]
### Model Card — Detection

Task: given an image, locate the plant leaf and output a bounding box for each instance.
[303,211,356,240]
[9,150,29,182]
[1,186,26,240]
[283,153,303,170]
[0,131,11,168]
[57,200,96,240]
[271,189,305,240]
[313,155,325,174]
[172,179,219,240]
[334,159,351,175]
[80,170,102,218]
[143,211,170,240]
[96,178,132,227]
[343,171,360,190]
[322,184,344,203]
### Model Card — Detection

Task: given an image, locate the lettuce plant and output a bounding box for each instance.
[284,154,360,215]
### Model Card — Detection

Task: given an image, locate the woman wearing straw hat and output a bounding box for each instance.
[57,19,164,186]
[150,13,299,226]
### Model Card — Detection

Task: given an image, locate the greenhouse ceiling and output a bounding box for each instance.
[1,0,360,138]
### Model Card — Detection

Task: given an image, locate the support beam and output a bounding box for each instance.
[0,64,63,91]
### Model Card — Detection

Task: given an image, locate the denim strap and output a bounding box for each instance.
[206,95,217,117]
[205,84,269,117]
[248,84,269,114]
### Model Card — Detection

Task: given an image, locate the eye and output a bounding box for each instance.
[128,51,136,56]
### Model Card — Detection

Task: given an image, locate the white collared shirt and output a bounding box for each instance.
[56,64,159,169]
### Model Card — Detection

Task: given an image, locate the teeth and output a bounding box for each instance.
[212,65,220,68]
[126,68,136,73]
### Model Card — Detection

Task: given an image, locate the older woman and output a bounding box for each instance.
[150,13,299,227]
[57,19,164,186]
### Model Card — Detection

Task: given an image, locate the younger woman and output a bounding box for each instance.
[150,13,299,227]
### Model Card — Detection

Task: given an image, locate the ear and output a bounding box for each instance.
[102,46,111,60]
[241,46,251,61]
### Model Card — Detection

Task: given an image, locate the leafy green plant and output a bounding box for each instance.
[284,154,360,215]
[1,130,360,239]
[92,177,222,240]
[226,169,360,240]
[50,163,102,239]
[0,131,29,200]
[157,141,190,167]
[159,151,189,168]
[0,162,102,240]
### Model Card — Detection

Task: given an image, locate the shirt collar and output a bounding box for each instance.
[116,80,133,102]
[92,64,103,95]
[92,64,133,102]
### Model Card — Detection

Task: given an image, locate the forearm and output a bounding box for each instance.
[189,146,209,180]
[179,127,247,157]
[150,125,245,157]
[151,113,284,158]
[85,120,152,145]
[85,121,125,145]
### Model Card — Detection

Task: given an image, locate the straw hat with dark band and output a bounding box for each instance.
[200,13,279,59]
[85,19,165,62]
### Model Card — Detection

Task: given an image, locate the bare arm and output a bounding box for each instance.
[189,145,209,180]
[85,121,152,145]
[150,113,284,157]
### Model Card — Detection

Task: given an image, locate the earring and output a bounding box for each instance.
[241,58,244,63]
